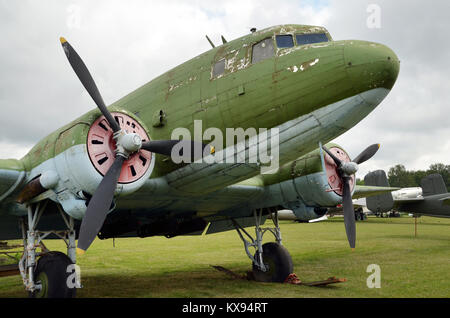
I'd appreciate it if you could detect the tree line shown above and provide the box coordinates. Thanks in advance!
[357,163,450,191]
[387,163,450,191]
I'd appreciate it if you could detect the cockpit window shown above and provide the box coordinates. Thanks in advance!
[252,38,274,64]
[212,59,225,78]
[276,35,294,48]
[296,33,329,46]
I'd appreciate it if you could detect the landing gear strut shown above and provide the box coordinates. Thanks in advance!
[19,201,79,298]
[233,208,293,283]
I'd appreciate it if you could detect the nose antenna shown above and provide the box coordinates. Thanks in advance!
[205,35,216,48]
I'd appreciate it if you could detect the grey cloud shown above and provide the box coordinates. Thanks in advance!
[329,0,450,176]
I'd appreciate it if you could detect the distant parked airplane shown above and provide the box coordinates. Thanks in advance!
[364,171,450,218]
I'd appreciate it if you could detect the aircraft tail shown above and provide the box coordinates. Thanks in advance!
[364,170,394,213]
[421,174,447,196]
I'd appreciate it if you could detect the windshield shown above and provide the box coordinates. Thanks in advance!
[296,33,329,46]
[276,35,294,48]
[252,38,275,64]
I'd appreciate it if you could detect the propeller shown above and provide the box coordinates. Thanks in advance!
[60,38,120,133]
[322,144,380,249]
[77,155,124,252]
[60,37,212,254]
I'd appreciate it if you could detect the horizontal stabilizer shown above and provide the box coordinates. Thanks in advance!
[364,170,394,213]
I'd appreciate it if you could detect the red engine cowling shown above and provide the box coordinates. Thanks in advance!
[41,111,156,219]
[277,144,356,219]
[323,146,355,196]
[87,112,153,184]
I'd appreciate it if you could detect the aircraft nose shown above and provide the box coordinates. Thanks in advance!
[345,41,400,92]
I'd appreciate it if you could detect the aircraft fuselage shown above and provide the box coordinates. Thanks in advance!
[19,24,399,181]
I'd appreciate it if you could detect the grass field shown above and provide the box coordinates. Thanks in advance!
[0,216,449,298]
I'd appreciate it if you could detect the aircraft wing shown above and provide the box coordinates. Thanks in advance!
[0,161,27,240]
[0,160,26,204]
[352,185,400,200]
[164,160,262,196]
[394,197,424,202]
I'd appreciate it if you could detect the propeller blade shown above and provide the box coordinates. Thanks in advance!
[353,144,380,165]
[77,155,125,253]
[141,140,214,161]
[342,177,356,249]
[322,145,342,167]
[60,37,120,133]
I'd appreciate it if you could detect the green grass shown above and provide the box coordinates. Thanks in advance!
[0,216,449,298]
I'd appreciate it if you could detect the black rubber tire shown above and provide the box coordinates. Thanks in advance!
[29,251,77,298]
[252,242,293,283]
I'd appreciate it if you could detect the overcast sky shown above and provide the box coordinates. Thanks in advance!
[0,0,449,178]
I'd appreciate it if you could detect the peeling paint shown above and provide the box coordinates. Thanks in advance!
[287,65,299,73]
[202,95,217,105]
[236,58,250,71]
[225,49,240,73]
[210,45,252,79]
[278,46,301,57]
[168,76,198,92]
[287,58,320,73]
[311,43,331,49]
[310,58,320,66]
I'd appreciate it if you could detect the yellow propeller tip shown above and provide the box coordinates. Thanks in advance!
[60,37,67,44]
[76,248,86,256]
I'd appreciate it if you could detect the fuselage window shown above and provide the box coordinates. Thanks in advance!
[276,35,294,48]
[212,59,226,78]
[296,33,329,46]
[252,38,274,64]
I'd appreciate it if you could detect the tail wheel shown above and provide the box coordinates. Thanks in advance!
[29,252,76,298]
[252,242,293,283]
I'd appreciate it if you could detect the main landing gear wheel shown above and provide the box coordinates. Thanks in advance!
[29,252,76,298]
[19,202,79,298]
[252,242,293,283]
[233,208,294,283]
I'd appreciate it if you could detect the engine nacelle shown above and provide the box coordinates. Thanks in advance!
[283,201,328,221]
[274,143,356,217]
[25,110,154,219]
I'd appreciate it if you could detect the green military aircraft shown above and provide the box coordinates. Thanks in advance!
[0,24,399,297]
[365,170,450,218]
